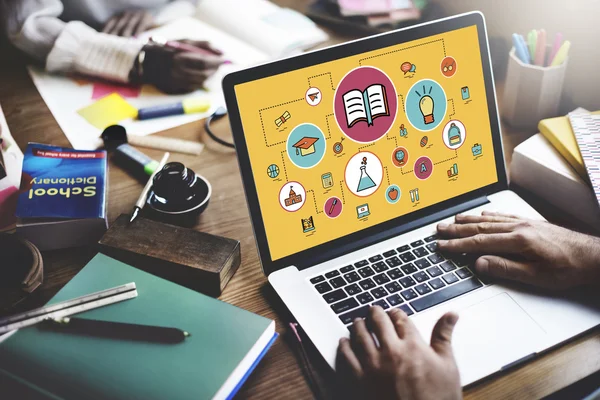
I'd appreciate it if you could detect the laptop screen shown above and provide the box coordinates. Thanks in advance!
[234,24,498,261]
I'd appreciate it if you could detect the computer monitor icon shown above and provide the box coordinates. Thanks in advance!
[356,204,370,218]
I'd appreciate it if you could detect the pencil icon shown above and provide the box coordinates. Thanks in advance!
[328,199,338,215]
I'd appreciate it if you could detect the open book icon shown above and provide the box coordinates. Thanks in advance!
[342,84,389,128]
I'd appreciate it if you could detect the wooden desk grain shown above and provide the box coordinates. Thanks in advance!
[1,6,599,398]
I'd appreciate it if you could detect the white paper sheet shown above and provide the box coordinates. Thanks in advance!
[28,17,268,150]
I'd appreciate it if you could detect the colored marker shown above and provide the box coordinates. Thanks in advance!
[547,32,563,66]
[534,29,546,66]
[550,40,571,66]
[115,143,160,176]
[527,30,537,63]
[137,98,211,120]
[512,34,530,64]
[101,125,161,177]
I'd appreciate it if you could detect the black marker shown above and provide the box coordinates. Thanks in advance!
[44,317,190,344]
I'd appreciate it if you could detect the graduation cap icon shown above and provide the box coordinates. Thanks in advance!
[292,137,319,156]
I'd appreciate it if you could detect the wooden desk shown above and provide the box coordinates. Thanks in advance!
[1,7,599,399]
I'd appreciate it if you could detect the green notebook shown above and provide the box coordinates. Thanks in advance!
[0,254,276,400]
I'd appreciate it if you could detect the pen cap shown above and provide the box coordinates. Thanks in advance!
[502,47,568,131]
[182,98,211,114]
[101,125,128,150]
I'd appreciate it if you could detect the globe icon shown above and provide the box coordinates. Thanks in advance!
[267,164,280,178]
[395,150,405,161]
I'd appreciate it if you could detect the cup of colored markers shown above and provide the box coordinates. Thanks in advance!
[502,30,570,130]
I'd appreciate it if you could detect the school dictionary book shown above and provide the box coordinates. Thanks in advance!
[16,143,108,250]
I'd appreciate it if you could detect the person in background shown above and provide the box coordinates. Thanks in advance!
[337,212,600,400]
[0,0,224,93]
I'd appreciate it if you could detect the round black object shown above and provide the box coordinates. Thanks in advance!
[101,125,128,150]
[145,162,211,227]
[0,233,43,292]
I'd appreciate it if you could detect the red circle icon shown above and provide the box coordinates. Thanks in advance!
[440,56,457,78]
[324,196,343,218]
[414,156,433,180]
[391,146,409,167]
[334,66,398,143]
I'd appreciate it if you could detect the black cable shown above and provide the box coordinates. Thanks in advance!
[289,322,326,400]
[204,106,235,148]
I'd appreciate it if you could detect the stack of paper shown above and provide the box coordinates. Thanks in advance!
[510,133,600,231]
[336,0,422,27]
[568,112,600,211]
[196,0,329,56]
[537,109,600,179]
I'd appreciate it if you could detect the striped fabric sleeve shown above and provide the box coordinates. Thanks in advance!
[45,21,144,83]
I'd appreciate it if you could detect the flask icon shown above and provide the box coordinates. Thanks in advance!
[357,157,376,192]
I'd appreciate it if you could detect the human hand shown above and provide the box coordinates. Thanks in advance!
[336,307,462,400]
[436,212,600,290]
[140,41,224,94]
[102,10,154,37]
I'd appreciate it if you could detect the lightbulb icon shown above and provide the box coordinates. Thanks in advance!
[419,95,434,124]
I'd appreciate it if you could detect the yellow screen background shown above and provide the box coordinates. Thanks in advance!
[235,25,498,261]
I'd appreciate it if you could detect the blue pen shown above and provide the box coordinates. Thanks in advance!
[512,33,530,64]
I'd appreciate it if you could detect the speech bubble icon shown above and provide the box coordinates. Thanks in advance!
[409,64,416,73]
[401,62,412,75]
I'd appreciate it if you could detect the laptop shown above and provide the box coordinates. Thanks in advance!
[223,12,600,386]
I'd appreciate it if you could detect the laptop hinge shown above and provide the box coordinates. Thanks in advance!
[296,195,490,271]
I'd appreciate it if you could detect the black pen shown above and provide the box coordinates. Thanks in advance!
[44,317,190,344]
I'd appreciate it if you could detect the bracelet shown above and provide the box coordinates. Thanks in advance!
[129,48,146,84]
[137,49,146,81]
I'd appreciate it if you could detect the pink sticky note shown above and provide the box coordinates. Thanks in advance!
[92,81,141,100]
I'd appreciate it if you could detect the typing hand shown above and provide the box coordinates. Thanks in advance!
[102,10,154,37]
[336,307,462,400]
[436,212,600,290]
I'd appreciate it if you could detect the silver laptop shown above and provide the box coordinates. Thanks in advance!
[223,12,600,386]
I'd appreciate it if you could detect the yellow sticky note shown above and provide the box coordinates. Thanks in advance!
[77,93,138,129]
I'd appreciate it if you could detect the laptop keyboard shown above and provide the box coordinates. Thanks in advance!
[308,234,484,327]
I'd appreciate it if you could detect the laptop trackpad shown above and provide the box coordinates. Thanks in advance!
[452,292,546,384]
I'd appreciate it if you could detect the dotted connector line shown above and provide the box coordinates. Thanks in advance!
[325,113,335,139]
[260,98,303,147]
[386,133,398,147]
[358,142,376,152]
[384,166,390,185]
[447,98,455,120]
[397,94,405,113]
[401,168,414,175]
[259,98,304,112]
[434,150,458,165]
[339,180,346,204]
[280,150,288,181]
[308,72,335,91]
[307,190,323,214]
[358,39,446,65]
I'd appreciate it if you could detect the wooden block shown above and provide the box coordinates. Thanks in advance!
[98,215,240,297]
